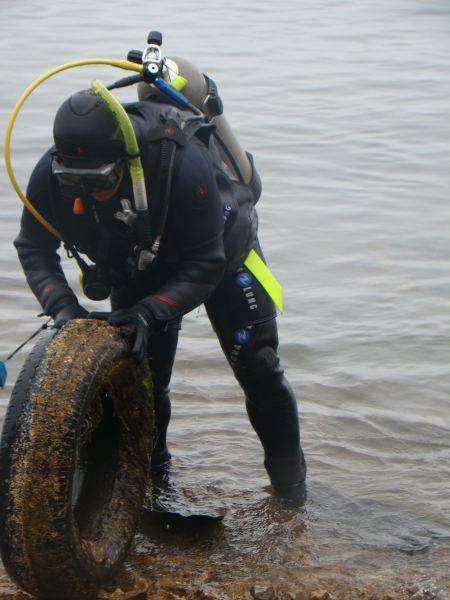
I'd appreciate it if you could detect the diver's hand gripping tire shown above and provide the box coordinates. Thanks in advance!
[0,319,154,600]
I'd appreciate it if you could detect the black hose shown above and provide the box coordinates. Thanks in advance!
[3,319,52,363]
[106,74,144,91]
[137,207,153,251]
[213,131,245,183]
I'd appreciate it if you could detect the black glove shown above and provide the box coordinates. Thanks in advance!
[88,305,155,365]
[53,303,89,329]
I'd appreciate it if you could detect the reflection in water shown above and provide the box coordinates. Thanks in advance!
[136,468,311,591]
[127,464,450,598]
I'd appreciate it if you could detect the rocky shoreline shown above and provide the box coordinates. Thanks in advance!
[0,572,437,600]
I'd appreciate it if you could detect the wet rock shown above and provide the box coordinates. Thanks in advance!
[98,582,151,599]
[232,582,253,599]
[309,592,330,600]
[118,591,148,600]
[188,588,220,600]
[410,592,435,600]
[163,585,189,598]
[150,591,180,600]
[101,589,146,600]
[252,586,278,600]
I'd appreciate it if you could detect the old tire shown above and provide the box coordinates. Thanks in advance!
[0,319,154,600]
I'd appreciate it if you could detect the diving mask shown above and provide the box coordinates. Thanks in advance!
[51,158,124,190]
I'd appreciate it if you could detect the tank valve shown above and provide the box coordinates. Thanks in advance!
[142,30,163,79]
[127,49,143,65]
[147,30,162,45]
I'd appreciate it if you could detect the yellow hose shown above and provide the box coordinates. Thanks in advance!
[4,59,143,240]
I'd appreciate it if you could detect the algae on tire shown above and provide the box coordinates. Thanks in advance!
[0,319,154,600]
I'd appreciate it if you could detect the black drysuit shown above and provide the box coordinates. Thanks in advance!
[14,99,306,489]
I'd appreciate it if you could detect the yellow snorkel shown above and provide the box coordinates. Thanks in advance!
[90,79,156,271]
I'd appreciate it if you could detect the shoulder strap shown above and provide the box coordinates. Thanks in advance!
[124,101,216,256]
[148,110,181,252]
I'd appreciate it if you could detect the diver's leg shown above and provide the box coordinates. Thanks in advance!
[218,317,306,490]
[205,263,306,491]
[146,321,180,467]
[241,319,306,489]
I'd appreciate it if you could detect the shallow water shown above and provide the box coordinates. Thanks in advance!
[0,0,449,597]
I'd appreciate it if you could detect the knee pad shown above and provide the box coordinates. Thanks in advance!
[244,346,284,395]
[255,346,283,376]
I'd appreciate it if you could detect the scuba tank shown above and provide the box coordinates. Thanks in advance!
[136,55,253,185]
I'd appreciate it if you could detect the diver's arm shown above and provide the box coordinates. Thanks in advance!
[14,152,82,319]
[136,140,226,322]
[14,227,81,318]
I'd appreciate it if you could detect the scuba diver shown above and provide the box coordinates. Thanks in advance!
[13,53,307,495]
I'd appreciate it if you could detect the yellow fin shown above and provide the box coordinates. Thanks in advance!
[244,249,283,313]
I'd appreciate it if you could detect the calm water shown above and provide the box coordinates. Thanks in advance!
[0,0,449,597]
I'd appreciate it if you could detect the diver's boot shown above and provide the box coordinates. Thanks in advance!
[245,385,307,494]
[264,449,307,493]
[151,446,172,469]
